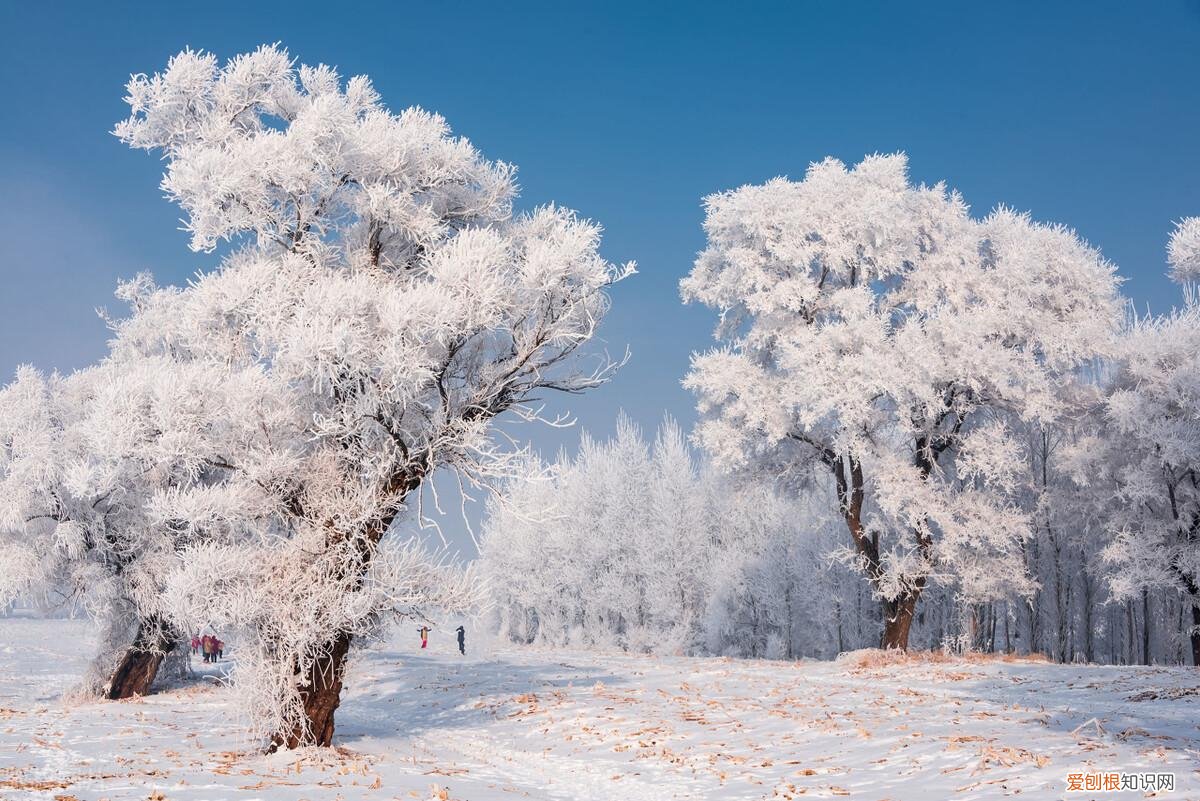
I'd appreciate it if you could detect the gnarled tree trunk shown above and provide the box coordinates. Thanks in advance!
[268,470,425,751]
[270,630,354,751]
[106,615,177,699]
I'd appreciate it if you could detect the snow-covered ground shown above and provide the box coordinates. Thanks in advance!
[0,619,1197,800]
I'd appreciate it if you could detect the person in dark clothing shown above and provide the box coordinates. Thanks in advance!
[455,625,465,656]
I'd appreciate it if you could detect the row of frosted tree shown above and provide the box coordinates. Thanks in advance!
[485,156,1200,668]
[482,416,851,659]
[483,416,1200,666]
[0,44,1197,755]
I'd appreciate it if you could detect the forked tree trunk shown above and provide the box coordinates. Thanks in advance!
[824,442,937,654]
[828,453,926,652]
[270,630,354,751]
[106,616,177,699]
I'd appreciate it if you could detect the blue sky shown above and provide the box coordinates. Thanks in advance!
[2,2,1198,549]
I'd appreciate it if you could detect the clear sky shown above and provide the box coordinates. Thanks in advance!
[2,1,1198,550]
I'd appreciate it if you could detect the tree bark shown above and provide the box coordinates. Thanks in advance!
[1190,602,1200,668]
[834,597,844,654]
[270,630,353,751]
[1124,599,1135,665]
[827,451,929,651]
[1142,589,1152,665]
[881,592,919,650]
[1081,556,1095,663]
[267,468,426,751]
[105,616,177,700]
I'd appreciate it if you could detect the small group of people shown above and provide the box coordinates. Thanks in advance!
[190,633,225,663]
[417,624,466,655]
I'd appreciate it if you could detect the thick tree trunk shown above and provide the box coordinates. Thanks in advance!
[968,603,986,652]
[881,592,919,650]
[105,616,177,700]
[267,470,427,751]
[271,630,354,751]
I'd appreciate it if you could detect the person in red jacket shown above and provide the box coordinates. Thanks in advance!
[215,639,224,660]
[190,634,200,655]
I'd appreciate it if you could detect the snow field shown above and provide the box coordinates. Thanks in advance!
[1,619,1198,800]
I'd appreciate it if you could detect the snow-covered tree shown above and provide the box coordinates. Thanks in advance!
[1167,217,1200,284]
[103,45,631,749]
[1064,227,1199,665]
[0,348,274,697]
[483,417,666,651]
[681,154,1122,649]
[1044,220,1200,668]
[1011,407,1116,663]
